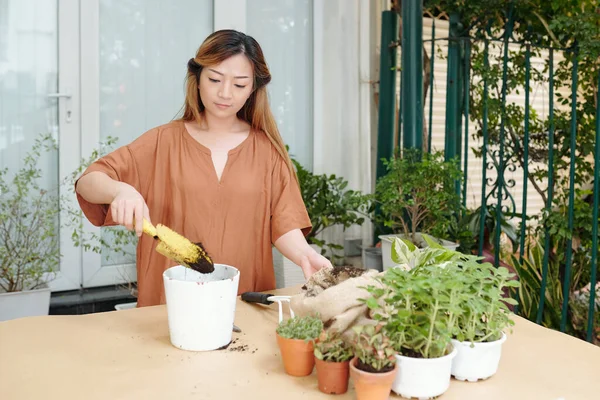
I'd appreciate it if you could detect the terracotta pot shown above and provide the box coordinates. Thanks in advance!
[349,357,397,400]
[276,333,315,376]
[315,357,350,394]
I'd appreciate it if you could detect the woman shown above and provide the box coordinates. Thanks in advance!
[76,29,331,307]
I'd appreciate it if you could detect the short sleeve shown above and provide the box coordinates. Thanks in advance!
[270,151,312,243]
[75,145,142,227]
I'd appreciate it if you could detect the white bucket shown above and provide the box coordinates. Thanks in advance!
[391,345,457,399]
[451,332,507,382]
[163,264,240,351]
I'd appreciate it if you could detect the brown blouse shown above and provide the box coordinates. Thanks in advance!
[76,120,311,307]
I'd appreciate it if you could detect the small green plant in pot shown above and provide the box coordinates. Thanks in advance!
[374,149,462,269]
[313,330,353,394]
[292,156,370,265]
[0,135,60,321]
[348,324,397,400]
[276,315,323,377]
[451,260,520,382]
[366,262,462,399]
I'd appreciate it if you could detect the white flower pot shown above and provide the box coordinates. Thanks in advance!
[163,264,240,351]
[0,286,51,321]
[379,233,459,270]
[450,332,507,382]
[392,345,457,399]
[114,302,137,311]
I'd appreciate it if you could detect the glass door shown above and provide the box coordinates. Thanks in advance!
[0,0,81,291]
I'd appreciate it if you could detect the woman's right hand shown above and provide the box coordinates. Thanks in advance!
[110,182,151,237]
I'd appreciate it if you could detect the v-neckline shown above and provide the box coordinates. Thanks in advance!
[180,120,254,184]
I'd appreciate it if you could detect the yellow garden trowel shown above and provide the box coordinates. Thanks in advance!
[141,219,214,274]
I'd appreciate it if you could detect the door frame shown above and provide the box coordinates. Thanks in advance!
[49,0,83,291]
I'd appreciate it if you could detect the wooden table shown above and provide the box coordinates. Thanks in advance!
[0,286,598,399]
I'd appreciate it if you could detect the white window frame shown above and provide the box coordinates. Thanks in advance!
[49,0,83,291]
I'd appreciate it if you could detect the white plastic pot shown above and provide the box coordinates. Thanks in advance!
[392,345,457,400]
[163,264,240,351]
[379,233,459,270]
[0,286,51,321]
[450,332,507,382]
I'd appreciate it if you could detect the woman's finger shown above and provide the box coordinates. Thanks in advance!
[124,201,134,231]
[134,201,144,237]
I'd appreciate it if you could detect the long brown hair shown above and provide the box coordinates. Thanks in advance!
[180,29,295,177]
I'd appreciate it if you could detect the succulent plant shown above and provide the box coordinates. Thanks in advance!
[276,315,323,341]
[314,330,353,362]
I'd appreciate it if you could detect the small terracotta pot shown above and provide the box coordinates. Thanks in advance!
[276,333,315,376]
[315,357,350,394]
[349,357,398,400]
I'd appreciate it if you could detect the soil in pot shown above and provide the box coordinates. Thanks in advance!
[349,357,397,400]
[276,333,315,376]
[315,358,350,394]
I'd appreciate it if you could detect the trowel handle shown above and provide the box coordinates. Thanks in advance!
[241,292,274,305]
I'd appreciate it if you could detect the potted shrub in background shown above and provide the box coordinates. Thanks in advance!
[451,260,519,382]
[366,261,461,399]
[374,148,462,270]
[313,330,354,394]
[275,315,323,376]
[349,324,397,400]
[273,154,371,288]
[0,135,60,321]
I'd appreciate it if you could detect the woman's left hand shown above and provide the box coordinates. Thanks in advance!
[298,249,332,279]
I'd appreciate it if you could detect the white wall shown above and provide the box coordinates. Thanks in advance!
[313,0,379,249]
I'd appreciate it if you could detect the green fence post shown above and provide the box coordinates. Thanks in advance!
[374,10,398,243]
[538,49,555,324]
[444,13,464,201]
[462,40,471,210]
[428,19,436,153]
[587,68,600,342]
[376,11,398,181]
[519,43,532,261]
[493,5,514,268]
[560,48,579,333]
[478,38,490,257]
[401,0,423,151]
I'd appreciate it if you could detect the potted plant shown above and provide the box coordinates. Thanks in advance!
[450,260,519,382]
[365,261,461,399]
[374,148,462,269]
[0,135,60,321]
[292,157,370,263]
[313,330,354,394]
[273,155,371,288]
[275,315,323,376]
[349,324,397,400]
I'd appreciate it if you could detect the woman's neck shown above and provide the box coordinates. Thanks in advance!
[199,112,243,133]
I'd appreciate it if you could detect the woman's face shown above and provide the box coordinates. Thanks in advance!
[199,53,254,119]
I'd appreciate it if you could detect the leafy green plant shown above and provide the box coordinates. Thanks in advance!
[505,234,581,333]
[0,135,60,292]
[350,324,396,372]
[374,149,462,245]
[390,234,464,270]
[314,330,354,363]
[462,206,519,254]
[455,261,519,343]
[366,240,520,355]
[62,136,138,262]
[276,315,323,341]
[292,157,370,264]
[367,264,462,358]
